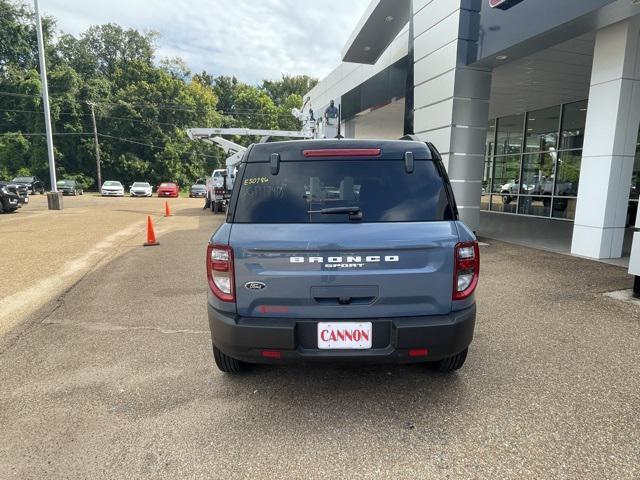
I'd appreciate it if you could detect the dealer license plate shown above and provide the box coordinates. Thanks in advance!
[317,322,372,350]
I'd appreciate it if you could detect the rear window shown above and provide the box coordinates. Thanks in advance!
[233,160,454,223]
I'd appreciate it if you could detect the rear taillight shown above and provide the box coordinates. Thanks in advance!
[453,241,480,300]
[206,244,235,302]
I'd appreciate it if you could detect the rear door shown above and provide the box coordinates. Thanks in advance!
[229,154,459,319]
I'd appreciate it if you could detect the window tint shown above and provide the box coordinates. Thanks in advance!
[233,160,454,223]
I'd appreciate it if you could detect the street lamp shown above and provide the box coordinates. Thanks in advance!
[33,0,62,209]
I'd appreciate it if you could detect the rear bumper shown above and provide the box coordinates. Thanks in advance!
[207,304,476,364]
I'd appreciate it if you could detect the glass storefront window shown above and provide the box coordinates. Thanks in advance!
[525,106,560,153]
[496,114,524,155]
[486,119,496,157]
[482,156,493,211]
[561,100,588,150]
[484,100,588,221]
[518,196,551,217]
[552,198,577,220]
[555,150,582,197]
[490,155,520,214]
[520,152,555,196]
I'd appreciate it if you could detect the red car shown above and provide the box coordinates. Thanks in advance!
[157,182,179,198]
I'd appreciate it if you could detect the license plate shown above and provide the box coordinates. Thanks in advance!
[24,198,28,203]
[317,322,372,350]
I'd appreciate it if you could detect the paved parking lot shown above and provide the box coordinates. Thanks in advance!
[0,199,639,479]
[0,194,205,334]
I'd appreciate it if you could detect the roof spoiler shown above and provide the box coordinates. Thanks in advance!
[399,135,442,161]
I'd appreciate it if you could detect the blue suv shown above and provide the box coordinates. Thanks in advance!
[206,139,479,373]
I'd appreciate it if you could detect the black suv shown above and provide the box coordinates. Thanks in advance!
[0,181,23,213]
[11,176,45,195]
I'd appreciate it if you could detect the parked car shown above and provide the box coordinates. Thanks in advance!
[157,182,179,198]
[101,180,125,196]
[0,181,23,213]
[130,182,153,197]
[11,175,45,195]
[206,139,479,374]
[189,184,207,198]
[56,179,83,196]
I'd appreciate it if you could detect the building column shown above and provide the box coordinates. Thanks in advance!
[571,17,640,259]
[411,0,491,231]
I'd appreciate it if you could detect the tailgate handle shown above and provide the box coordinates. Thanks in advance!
[311,286,378,306]
[313,296,375,306]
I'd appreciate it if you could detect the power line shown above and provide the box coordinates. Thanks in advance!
[0,132,92,137]
[0,91,41,98]
[97,133,220,160]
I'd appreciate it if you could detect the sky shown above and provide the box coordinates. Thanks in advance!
[40,0,370,84]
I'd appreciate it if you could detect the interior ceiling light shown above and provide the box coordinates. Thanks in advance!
[496,55,508,61]
[385,15,394,22]
[364,46,372,51]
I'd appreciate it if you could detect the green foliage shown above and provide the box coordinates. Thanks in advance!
[0,1,317,189]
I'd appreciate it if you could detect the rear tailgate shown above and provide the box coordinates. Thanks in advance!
[231,222,457,319]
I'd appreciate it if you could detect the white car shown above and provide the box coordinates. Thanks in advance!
[101,181,125,197]
[129,182,153,197]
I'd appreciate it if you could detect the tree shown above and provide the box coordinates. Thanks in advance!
[0,0,55,73]
[262,74,318,105]
[0,0,315,188]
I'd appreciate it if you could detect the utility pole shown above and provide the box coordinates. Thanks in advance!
[33,0,60,204]
[87,102,102,190]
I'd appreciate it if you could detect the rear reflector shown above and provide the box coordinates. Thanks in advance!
[302,148,381,158]
[409,348,429,358]
[261,350,282,359]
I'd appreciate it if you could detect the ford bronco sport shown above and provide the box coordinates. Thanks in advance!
[206,139,479,373]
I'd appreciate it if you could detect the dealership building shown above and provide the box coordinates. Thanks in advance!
[306,0,640,264]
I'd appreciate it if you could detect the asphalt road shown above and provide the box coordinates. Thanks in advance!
[1,203,639,479]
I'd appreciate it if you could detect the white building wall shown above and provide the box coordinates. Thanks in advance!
[571,17,640,259]
[306,25,409,117]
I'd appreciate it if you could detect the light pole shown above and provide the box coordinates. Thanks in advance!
[33,0,62,209]
[87,102,102,190]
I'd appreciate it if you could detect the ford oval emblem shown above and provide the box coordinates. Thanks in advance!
[245,281,267,290]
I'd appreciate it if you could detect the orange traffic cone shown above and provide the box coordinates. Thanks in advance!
[144,216,159,247]
[164,201,172,217]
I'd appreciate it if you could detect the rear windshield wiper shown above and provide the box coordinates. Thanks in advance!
[307,206,361,215]
[307,206,363,221]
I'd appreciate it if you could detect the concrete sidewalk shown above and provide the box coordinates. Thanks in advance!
[0,210,638,479]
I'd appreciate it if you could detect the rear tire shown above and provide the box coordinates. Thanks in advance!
[430,348,468,373]
[213,345,247,374]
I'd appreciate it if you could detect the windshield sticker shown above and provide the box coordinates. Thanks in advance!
[243,176,270,186]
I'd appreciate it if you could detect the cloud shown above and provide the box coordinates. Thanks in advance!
[41,0,370,83]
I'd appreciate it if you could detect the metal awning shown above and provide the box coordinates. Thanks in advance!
[341,0,410,65]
